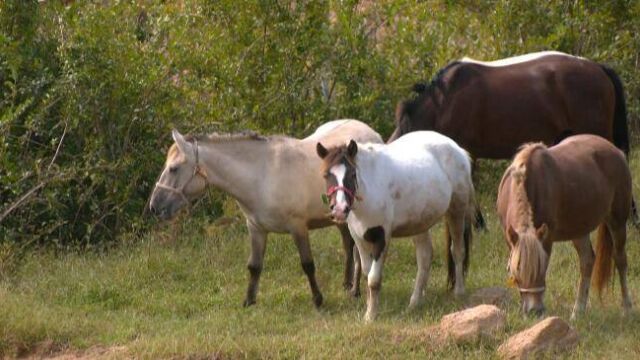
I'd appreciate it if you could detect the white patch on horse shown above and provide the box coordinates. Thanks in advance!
[460,51,582,67]
[369,259,383,287]
[330,163,348,207]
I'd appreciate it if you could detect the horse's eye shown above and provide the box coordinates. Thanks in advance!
[323,172,329,179]
[169,166,178,173]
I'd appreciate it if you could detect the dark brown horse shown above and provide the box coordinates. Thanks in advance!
[389,51,632,227]
[497,135,632,318]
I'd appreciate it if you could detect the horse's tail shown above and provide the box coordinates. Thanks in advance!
[446,193,474,289]
[600,65,639,225]
[600,65,629,157]
[592,223,614,299]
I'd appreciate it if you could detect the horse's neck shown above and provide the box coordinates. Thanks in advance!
[199,140,288,205]
[354,146,387,206]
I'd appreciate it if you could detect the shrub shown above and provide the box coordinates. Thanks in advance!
[1,0,638,247]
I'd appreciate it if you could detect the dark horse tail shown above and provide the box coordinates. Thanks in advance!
[600,65,629,157]
[600,65,638,226]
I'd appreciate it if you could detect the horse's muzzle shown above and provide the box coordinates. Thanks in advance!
[331,207,350,223]
[149,202,175,221]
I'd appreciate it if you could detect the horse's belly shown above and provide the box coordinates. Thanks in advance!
[391,222,431,237]
[391,195,449,237]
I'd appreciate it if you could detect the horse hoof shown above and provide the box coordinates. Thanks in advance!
[408,297,422,309]
[313,294,324,308]
[364,312,376,323]
[349,288,361,298]
[454,287,465,298]
[343,282,353,291]
[242,299,256,307]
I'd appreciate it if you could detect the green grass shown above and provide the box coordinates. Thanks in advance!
[2,158,640,359]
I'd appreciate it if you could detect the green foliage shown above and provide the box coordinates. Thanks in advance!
[1,0,639,246]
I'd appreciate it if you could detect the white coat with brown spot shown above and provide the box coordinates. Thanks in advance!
[317,131,475,322]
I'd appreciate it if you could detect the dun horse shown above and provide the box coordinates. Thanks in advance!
[497,135,633,318]
[390,51,631,227]
[317,131,474,321]
[149,120,383,307]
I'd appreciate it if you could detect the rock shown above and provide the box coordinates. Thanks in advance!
[468,287,511,307]
[498,316,579,359]
[439,304,506,342]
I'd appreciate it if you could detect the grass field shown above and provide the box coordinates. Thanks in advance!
[2,159,640,359]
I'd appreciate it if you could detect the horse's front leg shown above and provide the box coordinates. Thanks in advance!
[337,224,360,297]
[409,231,433,309]
[244,220,267,307]
[362,226,388,322]
[571,235,594,320]
[292,228,323,308]
[352,245,362,298]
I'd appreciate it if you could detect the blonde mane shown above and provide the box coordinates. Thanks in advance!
[508,143,549,285]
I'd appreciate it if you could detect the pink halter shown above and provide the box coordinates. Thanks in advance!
[326,185,356,204]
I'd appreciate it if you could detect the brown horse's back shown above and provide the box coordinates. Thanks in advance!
[443,56,615,159]
[527,135,630,240]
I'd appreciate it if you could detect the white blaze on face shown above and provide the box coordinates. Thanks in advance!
[330,163,349,213]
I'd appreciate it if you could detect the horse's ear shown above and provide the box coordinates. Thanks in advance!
[316,142,328,159]
[347,139,358,157]
[508,225,518,244]
[172,129,192,159]
[536,223,549,240]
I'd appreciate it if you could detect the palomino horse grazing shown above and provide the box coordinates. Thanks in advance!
[389,51,632,228]
[149,120,383,307]
[497,135,633,318]
[316,131,474,321]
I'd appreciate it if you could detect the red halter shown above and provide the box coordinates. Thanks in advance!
[326,185,356,204]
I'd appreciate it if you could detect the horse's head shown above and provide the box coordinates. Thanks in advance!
[388,85,436,143]
[149,129,208,220]
[506,223,550,316]
[316,140,359,223]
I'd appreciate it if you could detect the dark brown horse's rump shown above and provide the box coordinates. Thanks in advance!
[390,52,629,160]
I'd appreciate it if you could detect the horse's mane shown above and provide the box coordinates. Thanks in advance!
[508,142,549,285]
[396,61,462,124]
[413,61,462,96]
[185,131,287,143]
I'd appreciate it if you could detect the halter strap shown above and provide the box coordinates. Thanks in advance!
[154,138,207,206]
[518,286,545,293]
[327,185,356,204]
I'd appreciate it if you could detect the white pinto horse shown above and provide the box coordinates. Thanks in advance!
[150,120,383,307]
[317,131,475,321]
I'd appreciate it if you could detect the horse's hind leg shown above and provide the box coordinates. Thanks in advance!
[610,224,633,312]
[292,229,323,308]
[571,235,594,320]
[244,221,268,307]
[337,224,361,297]
[471,159,486,230]
[446,212,466,296]
[409,231,433,309]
